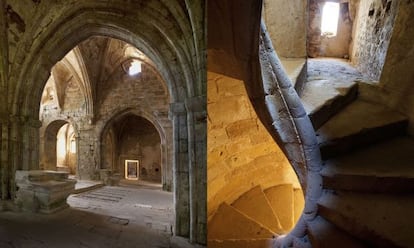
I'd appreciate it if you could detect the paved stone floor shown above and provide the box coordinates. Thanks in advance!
[0,182,174,248]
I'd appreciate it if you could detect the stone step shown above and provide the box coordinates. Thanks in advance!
[232,185,283,233]
[280,57,307,94]
[316,99,408,159]
[208,203,275,240]
[264,184,294,231]
[293,188,304,223]
[307,216,368,248]
[322,137,414,193]
[302,82,358,130]
[318,190,414,247]
[72,181,105,194]
[207,238,275,248]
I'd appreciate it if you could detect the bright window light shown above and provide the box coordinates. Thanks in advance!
[321,2,340,37]
[70,139,76,153]
[128,60,142,76]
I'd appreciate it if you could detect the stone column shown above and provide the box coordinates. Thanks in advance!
[21,117,42,171]
[160,122,173,192]
[0,1,8,200]
[5,115,42,199]
[8,116,24,199]
[0,115,8,200]
[185,96,207,244]
[76,128,99,180]
[169,102,190,238]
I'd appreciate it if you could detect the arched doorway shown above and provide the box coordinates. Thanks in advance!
[102,114,163,184]
[40,120,78,175]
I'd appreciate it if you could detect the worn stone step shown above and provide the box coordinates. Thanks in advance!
[293,188,304,223]
[318,190,414,247]
[72,181,105,194]
[307,216,368,248]
[316,99,408,159]
[208,203,275,240]
[303,82,358,130]
[264,184,294,231]
[232,185,283,233]
[207,238,276,248]
[322,137,414,193]
[280,57,307,94]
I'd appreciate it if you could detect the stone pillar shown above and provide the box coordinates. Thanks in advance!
[0,116,8,200]
[0,0,7,200]
[161,123,173,192]
[185,96,207,244]
[169,102,190,238]
[21,118,42,171]
[5,115,42,199]
[76,128,99,180]
[8,116,23,199]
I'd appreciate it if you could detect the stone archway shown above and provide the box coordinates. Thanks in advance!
[99,110,171,190]
[5,2,206,243]
[99,109,174,191]
[40,120,78,173]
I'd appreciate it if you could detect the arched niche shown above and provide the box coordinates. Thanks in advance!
[40,120,78,174]
[99,109,171,190]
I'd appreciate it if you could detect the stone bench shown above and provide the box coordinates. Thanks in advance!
[15,170,76,213]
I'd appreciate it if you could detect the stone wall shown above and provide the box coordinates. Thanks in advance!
[263,0,307,58]
[350,0,399,80]
[39,43,171,182]
[117,116,162,182]
[207,71,300,219]
[95,61,171,183]
[308,0,354,58]
[379,1,414,135]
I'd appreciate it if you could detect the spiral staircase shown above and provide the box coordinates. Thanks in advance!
[208,184,304,247]
[301,59,414,248]
[208,56,414,247]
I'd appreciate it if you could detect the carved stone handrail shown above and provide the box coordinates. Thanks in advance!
[259,20,323,246]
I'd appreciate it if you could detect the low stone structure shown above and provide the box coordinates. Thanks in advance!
[100,169,121,186]
[15,170,76,213]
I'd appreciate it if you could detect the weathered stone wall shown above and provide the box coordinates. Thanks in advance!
[308,0,354,58]
[379,1,414,135]
[350,0,399,80]
[95,62,171,183]
[207,71,300,219]
[39,40,171,182]
[117,116,162,182]
[263,0,307,58]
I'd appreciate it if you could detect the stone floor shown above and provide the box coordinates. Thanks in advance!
[0,181,175,248]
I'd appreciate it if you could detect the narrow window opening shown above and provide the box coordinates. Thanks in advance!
[321,2,340,37]
[128,60,142,76]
